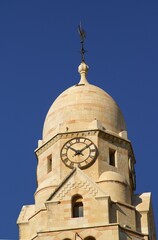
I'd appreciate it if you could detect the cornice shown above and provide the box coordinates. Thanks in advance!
[35,130,98,157]
[35,223,147,238]
[35,129,135,164]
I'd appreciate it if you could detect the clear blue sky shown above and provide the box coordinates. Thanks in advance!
[0,1,157,238]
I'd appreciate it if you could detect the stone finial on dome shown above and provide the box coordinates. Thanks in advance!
[78,62,89,84]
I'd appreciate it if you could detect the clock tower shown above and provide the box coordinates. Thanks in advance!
[17,60,156,240]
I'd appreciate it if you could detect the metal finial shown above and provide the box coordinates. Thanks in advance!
[78,22,86,62]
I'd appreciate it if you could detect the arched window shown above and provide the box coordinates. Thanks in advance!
[72,194,83,218]
[84,237,96,240]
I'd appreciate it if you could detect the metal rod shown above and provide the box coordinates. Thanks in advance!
[78,22,86,62]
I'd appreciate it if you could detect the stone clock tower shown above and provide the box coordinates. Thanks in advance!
[17,61,156,240]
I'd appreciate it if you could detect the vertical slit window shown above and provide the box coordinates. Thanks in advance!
[47,155,52,173]
[109,149,116,167]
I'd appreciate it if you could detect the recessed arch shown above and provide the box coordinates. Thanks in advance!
[72,194,83,218]
[84,237,96,240]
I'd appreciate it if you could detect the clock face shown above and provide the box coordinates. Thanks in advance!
[61,137,97,169]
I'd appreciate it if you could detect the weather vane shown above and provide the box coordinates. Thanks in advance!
[78,22,86,62]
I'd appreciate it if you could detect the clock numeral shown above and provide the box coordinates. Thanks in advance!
[85,139,91,145]
[63,158,69,163]
[90,149,96,152]
[76,138,80,143]
[69,162,74,168]
[64,145,69,150]
[61,153,67,157]
[80,138,85,143]
[77,163,81,168]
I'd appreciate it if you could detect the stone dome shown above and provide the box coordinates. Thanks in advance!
[98,171,131,204]
[42,62,126,141]
[98,171,127,185]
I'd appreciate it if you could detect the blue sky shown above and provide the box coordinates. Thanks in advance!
[0,1,158,238]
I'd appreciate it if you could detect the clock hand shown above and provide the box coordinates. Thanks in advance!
[69,143,93,156]
[69,147,84,156]
[68,146,78,153]
[73,143,93,156]
[74,150,84,156]
[79,143,92,153]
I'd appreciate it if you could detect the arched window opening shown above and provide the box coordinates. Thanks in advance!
[84,237,96,240]
[72,195,83,218]
[63,238,71,240]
